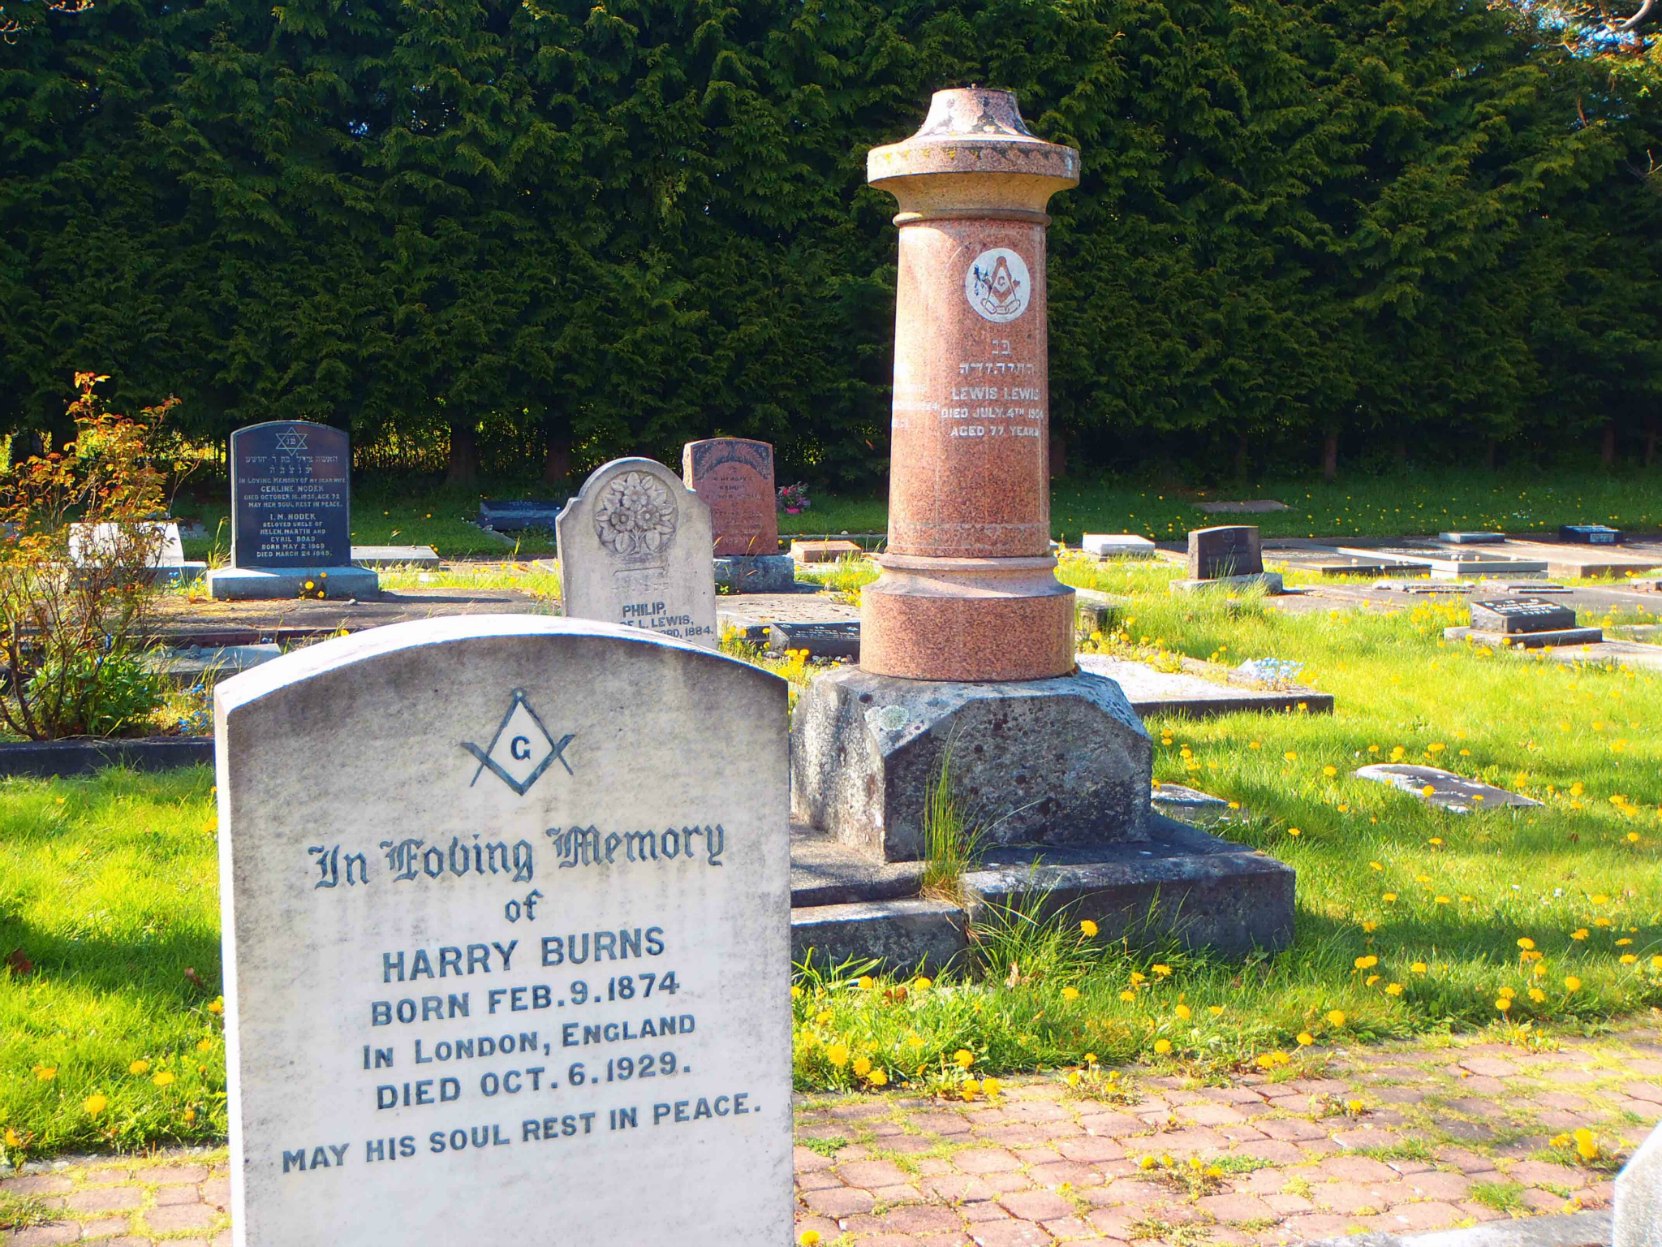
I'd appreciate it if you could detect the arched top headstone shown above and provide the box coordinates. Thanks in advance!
[555,458,717,648]
[229,420,351,568]
[215,614,790,1245]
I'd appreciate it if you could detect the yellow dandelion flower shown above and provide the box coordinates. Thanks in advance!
[1174,1004,1191,1021]
[129,1059,150,1076]
[1326,1010,1347,1027]
[1386,982,1403,996]
[32,1064,56,1081]
[84,1094,108,1116]
[1571,928,1589,941]
[1153,1039,1172,1055]
[826,1044,849,1068]
[1517,937,1536,951]
[152,1071,176,1088]
[4,1127,21,1148]
[800,1232,822,1246]
[1384,892,1398,902]
[1287,827,1301,838]
[857,976,874,990]
[1297,1032,1314,1046]
[1152,964,1172,977]
[868,1068,889,1087]
[1354,955,1378,970]
[953,1049,975,1069]
[1284,750,1298,761]
[1620,954,1638,965]
[982,1077,1002,1096]
[1061,986,1080,1002]
[1119,989,1137,1003]
[1495,997,1512,1012]
[1079,919,1099,937]
[1323,766,1337,777]
[1564,975,1582,992]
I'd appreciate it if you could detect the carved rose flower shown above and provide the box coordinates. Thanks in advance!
[594,471,677,556]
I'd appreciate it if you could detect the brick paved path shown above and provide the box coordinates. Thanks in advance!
[4,1024,1658,1246]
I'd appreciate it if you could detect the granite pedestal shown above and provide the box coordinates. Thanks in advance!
[791,665,1153,863]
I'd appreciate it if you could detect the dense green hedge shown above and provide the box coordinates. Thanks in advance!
[3,0,1660,484]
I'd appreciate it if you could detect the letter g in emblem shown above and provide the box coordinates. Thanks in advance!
[510,735,532,761]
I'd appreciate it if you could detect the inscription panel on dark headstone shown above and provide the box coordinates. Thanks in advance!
[1469,597,1577,634]
[1187,526,1263,580]
[232,421,351,568]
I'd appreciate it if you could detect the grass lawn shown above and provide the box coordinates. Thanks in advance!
[168,466,1662,564]
[4,558,1660,1159]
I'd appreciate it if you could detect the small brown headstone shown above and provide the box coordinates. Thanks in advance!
[791,539,863,564]
[683,438,779,557]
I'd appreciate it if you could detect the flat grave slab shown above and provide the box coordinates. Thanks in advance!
[1374,579,1475,594]
[1338,544,1549,578]
[1439,531,1506,544]
[1560,523,1623,544]
[1486,538,1662,580]
[1269,546,1426,576]
[768,621,859,660]
[1354,764,1542,814]
[478,499,563,532]
[351,545,440,567]
[1193,499,1290,513]
[790,539,863,564]
[1449,625,1605,649]
[1082,533,1157,558]
[146,643,281,685]
[1470,597,1578,634]
[716,593,859,642]
[1149,782,1239,828]
[1078,655,1333,718]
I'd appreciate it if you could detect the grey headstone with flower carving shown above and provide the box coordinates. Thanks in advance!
[555,457,718,647]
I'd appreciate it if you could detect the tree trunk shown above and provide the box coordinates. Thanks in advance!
[445,419,479,486]
[1233,432,1248,481]
[542,420,572,486]
[1047,431,1067,480]
[1320,431,1338,483]
[1601,420,1617,467]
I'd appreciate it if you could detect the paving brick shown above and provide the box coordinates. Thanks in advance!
[836,1159,911,1188]
[63,1186,145,1214]
[6,1227,81,1247]
[970,1221,1055,1246]
[1379,1200,1466,1232]
[1054,1136,1121,1164]
[152,1185,204,1206]
[997,1190,1074,1221]
[1401,1170,1471,1201]
[137,1165,210,1186]
[801,1186,875,1218]
[0,1176,75,1197]
[1196,1192,1276,1222]
[141,1201,220,1233]
[953,1148,1024,1175]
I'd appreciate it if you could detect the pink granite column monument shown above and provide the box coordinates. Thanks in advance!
[861,87,1079,682]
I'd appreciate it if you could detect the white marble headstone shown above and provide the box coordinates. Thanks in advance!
[557,458,719,648]
[68,520,185,568]
[215,615,790,1246]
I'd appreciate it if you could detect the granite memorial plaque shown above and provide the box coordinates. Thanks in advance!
[767,621,861,660]
[1560,524,1622,545]
[1469,597,1577,635]
[556,458,718,648]
[216,615,791,1247]
[682,439,779,558]
[231,422,351,568]
[1187,526,1263,580]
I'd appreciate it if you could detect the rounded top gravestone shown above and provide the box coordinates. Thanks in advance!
[230,420,351,569]
[860,87,1080,681]
[555,457,718,648]
[215,615,790,1247]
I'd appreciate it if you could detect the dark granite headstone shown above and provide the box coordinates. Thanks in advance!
[768,621,861,660]
[231,422,350,568]
[1559,524,1622,545]
[1187,526,1263,580]
[1469,597,1577,634]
